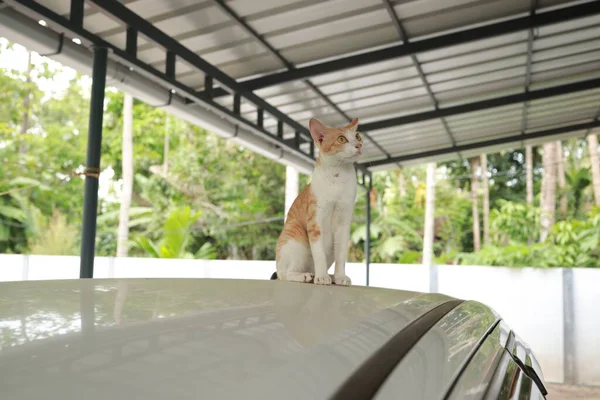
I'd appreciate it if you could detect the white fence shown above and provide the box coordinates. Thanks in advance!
[0,254,598,387]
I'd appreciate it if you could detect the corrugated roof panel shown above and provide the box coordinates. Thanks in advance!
[530,63,600,88]
[445,103,523,124]
[137,26,252,66]
[534,24,600,50]
[400,0,529,39]
[372,135,449,149]
[531,50,600,73]
[375,126,448,143]
[11,0,600,172]
[449,113,524,135]
[430,66,524,93]
[228,0,320,20]
[244,0,380,36]
[449,109,525,128]
[426,55,527,84]
[417,31,529,62]
[455,128,522,146]
[436,78,524,106]
[280,25,398,65]
[370,119,447,137]
[525,117,594,134]
[421,43,527,74]
[331,84,428,106]
[266,9,391,49]
[536,10,600,36]
[393,0,482,20]
[379,139,452,157]
[319,68,420,95]
[337,99,436,124]
[527,87,600,107]
[533,38,600,63]
[309,57,415,86]
[528,107,597,123]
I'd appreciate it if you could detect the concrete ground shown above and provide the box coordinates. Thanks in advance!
[547,384,600,400]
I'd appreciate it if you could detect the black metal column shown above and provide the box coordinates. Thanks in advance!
[80,47,108,279]
[365,175,372,286]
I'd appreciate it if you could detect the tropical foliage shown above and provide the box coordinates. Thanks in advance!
[1,40,600,267]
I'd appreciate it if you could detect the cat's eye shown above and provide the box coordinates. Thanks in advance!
[356,132,362,141]
[338,136,348,143]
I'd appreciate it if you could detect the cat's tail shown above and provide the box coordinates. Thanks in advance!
[270,271,278,280]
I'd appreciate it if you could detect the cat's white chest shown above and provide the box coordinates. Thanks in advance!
[312,168,357,213]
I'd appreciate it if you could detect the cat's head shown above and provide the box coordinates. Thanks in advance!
[308,118,362,164]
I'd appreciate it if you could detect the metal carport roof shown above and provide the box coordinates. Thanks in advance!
[2,0,600,174]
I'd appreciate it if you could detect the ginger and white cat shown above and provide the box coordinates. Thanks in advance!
[274,117,362,285]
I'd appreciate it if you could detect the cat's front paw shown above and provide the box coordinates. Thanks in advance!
[334,274,352,286]
[314,274,332,285]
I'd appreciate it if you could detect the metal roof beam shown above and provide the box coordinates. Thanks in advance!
[85,0,309,137]
[5,0,348,170]
[361,77,600,132]
[210,0,395,165]
[519,0,538,147]
[202,1,600,96]
[360,120,600,168]
[381,0,462,161]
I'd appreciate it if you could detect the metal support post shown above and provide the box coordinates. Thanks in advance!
[79,46,108,278]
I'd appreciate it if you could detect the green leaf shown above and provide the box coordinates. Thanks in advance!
[351,223,382,243]
[0,205,26,222]
[380,236,406,257]
[97,207,154,224]
[133,236,160,258]
[195,242,217,260]
[0,223,9,242]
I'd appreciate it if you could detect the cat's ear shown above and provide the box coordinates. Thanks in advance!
[309,118,327,144]
[345,117,359,132]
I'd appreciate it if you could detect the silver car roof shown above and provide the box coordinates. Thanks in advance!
[0,278,501,399]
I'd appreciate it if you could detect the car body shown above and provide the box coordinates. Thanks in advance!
[0,278,547,399]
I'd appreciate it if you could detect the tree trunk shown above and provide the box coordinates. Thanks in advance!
[481,154,490,246]
[471,157,481,252]
[540,142,557,242]
[422,163,436,267]
[556,141,567,218]
[116,93,134,257]
[284,166,299,219]
[19,51,33,154]
[589,133,600,206]
[526,145,534,205]
[398,169,406,197]
[163,114,170,176]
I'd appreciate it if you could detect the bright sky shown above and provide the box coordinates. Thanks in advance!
[0,37,89,101]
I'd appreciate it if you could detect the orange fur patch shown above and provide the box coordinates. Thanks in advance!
[276,184,320,260]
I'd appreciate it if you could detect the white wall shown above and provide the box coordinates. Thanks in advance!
[0,254,597,386]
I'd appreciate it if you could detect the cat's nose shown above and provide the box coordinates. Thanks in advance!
[355,143,362,149]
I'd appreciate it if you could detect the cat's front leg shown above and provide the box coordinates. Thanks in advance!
[308,210,332,285]
[310,238,332,285]
[333,215,352,286]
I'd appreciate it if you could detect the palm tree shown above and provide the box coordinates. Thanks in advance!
[19,51,33,154]
[117,93,134,257]
[481,154,490,246]
[470,157,481,252]
[565,167,592,218]
[540,142,557,242]
[422,163,436,266]
[134,206,216,259]
[556,141,567,218]
[526,145,534,205]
